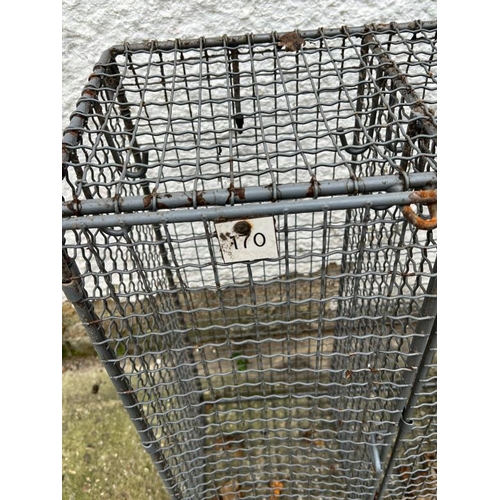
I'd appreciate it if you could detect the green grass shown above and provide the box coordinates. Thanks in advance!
[62,361,169,500]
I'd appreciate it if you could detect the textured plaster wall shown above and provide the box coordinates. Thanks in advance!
[62,0,437,129]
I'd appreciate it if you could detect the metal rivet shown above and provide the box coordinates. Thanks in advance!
[233,220,251,236]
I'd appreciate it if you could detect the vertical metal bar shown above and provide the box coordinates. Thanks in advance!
[374,259,437,499]
[375,322,437,499]
[62,250,183,500]
[273,37,280,175]
[230,48,243,133]
[80,226,205,495]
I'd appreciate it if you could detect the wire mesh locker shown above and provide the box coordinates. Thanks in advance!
[62,20,437,500]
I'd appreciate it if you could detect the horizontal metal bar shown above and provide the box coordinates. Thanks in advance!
[108,21,437,53]
[62,172,436,217]
[62,189,436,230]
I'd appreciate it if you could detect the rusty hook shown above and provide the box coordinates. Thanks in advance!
[401,189,437,230]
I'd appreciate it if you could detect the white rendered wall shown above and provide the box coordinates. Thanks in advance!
[62,0,437,129]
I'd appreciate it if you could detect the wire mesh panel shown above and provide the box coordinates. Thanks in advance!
[62,21,437,500]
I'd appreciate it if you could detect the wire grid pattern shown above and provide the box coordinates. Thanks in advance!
[62,22,437,500]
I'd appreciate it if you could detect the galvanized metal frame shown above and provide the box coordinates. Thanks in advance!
[63,20,437,500]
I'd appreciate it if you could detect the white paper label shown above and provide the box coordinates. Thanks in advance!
[215,217,279,263]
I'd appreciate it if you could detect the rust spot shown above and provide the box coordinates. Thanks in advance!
[142,189,168,210]
[226,182,234,204]
[143,194,153,208]
[234,187,246,201]
[402,205,437,230]
[64,198,82,216]
[82,88,97,98]
[196,191,207,206]
[265,182,278,202]
[408,189,437,204]
[402,189,437,230]
[278,31,305,52]
[306,176,320,197]
[227,180,246,204]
